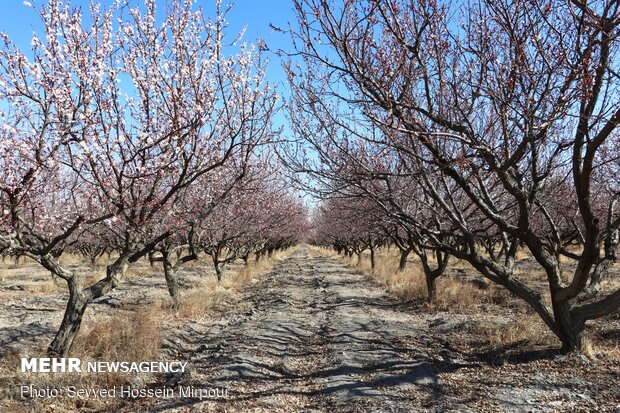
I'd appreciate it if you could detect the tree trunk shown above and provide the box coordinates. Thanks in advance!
[425,271,438,303]
[42,245,144,357]
[399,247,412,271]
[553,300,585,353]
[162,252,180,307]
[212,254,222,282]
[369,246,376,270]
[148,251,157,268]
[215,264,222,282]
[48,277,88,357]
[420,250,450,304]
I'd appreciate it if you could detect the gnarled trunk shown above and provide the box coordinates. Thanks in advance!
[420,250,449,303]
[211,253,223,282]
[46,257,130,356]
[398,247,412,271]
[163,253,180,307]
[48,277,88,357]
[553,301,585,353]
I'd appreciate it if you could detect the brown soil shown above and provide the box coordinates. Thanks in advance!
[1,246,619,412]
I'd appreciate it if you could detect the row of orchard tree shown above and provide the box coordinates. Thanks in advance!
[285,0,620,353]
[0,0,306,357]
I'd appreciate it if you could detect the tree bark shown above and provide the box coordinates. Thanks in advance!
[550,299,585,353]
[48,277,88,357]
[369,245,376,270]
[212,254,223,282]
[398,247,412,271]
[162,251,180,307]
[425,271,437,303]
[420,250,449,303]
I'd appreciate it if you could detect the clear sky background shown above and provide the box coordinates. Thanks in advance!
[0,0,299,127]
[0,0,312,202]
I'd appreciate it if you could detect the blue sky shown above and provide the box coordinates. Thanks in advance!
[0,0,297,102]
[0,0,308,197]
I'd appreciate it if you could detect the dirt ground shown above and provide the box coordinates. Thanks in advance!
[1,246,620,412]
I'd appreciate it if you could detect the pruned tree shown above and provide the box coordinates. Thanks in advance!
[0,0,278,356]
[287,0,620,352]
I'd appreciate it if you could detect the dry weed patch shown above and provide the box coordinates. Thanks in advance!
[432,276,488,312]
[586,339,620,361]
[126,265,156,279]
[24,279,61,295]
[368,261,427,301]
[474,313,558,349]
[73,305,162,362]
[230,246,301,290]
[332,248,427,301]
[173,283,225,319]
[0,303,163,412]
[169,246,300,318]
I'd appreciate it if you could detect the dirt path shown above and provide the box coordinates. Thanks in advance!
[5,247,616,412]
[142,246,461,412]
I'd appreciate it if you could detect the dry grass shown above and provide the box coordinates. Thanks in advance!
[433,276,490,311]
[0,303,163,412]
[514,247,530,261]
[586,338,620,361]
[170,246,301,319]
[228,246,301,291]
[0,255,37,269]
[24,278,62,295]
[73,305,162,362]
[58,253,86,266]
[80,270,105,287]
[343,248,494,308]
[344,247,533,315]
[173,281,225,319]
[332,248,428,301]
[474,313,558,348]
[360,254,427,301]
[0,266,64,299]
[126,265,156,280]
[0,262,39,277]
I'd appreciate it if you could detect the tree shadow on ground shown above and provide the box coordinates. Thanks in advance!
[472,340,561,366]
[128,255,486,412]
